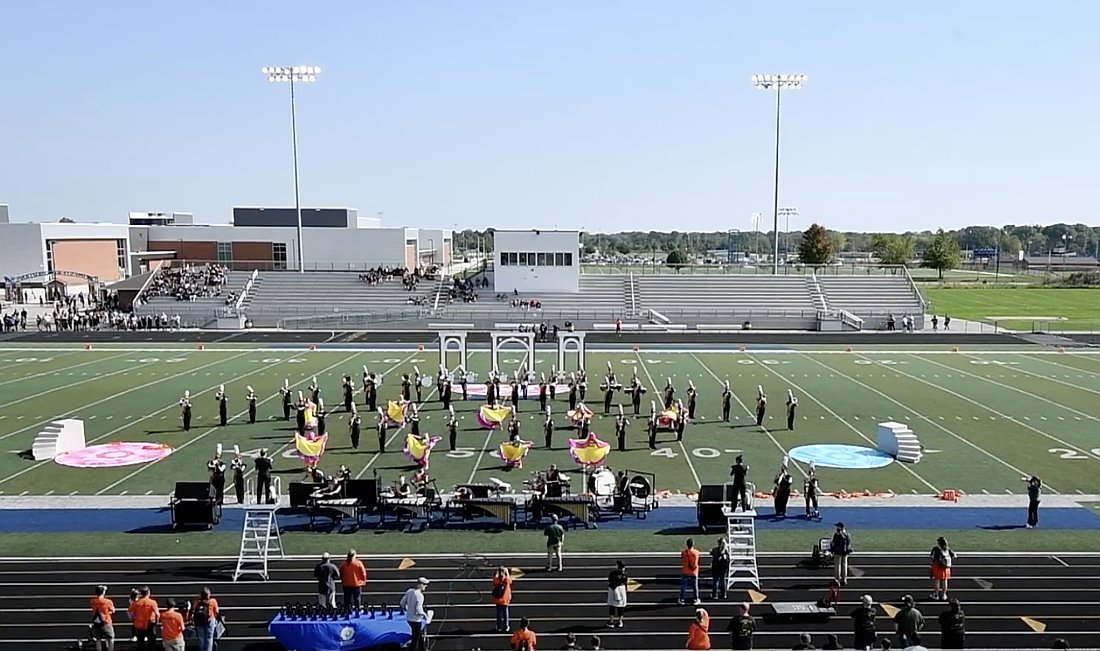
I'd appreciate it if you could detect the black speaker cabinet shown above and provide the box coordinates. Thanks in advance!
[345,479,378,510]
[174,481,215,501]
[290,481,324,509]
[698,484,727,503]
[172,500,217,528]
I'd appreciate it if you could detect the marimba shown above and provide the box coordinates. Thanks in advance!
[379,495,435,527]
[450,497,519,529]
[540,495,598,529]
[309,497,362,530]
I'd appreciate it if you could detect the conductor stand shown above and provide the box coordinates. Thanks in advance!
[234,479,285,582]
[722,496,760,591]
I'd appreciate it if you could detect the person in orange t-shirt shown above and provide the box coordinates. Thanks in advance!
[126,586,159,651]
[90,585,116,651]
[679,538,701,605]
[492,566,513,632]
[340,548,368,609]
[687,608,711,650]
[510,617,537,650]
[159,599,186,651]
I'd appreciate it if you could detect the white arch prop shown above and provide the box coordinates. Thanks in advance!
[557,331,586,372]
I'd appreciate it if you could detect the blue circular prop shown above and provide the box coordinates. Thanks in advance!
[788,444,895,470]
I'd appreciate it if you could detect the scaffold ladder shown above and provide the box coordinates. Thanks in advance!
[233,505,284,581]
[723,505,760,590]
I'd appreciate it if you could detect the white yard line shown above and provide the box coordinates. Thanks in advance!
[958,353,1100,399]
[904,355,1100,461]
[689,352,807,479]
[0,352,247,443]
[96,354,363,495]
[800,353,1060,494]
[740,352,940,493]
[1027,354,1100,379]
[0,352,254,485]
[0,356,170,410]
[637,352,702,488]
[465,351,524,484]
[0,351,107,387]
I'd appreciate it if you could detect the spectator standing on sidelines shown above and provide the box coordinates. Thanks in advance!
[544,515,565,571]
[830,522,853,585]
[191,587,220,651]
[90,585,115,651]
[315,552,340,607]
[938,598,966,649]
[160,599,185,651]
[510,617,538,650]
[492,567,513,632]
[127,586,158,651]
[726,602,755,650]
[679,538,701,605]
[687,608,711,650]
[929,536,957,601]
[710,538,730,601]
[341,549,368,608]
[400,578,431,651]
[849,594,877,651]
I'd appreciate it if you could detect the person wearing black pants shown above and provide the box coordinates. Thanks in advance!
[246,386,257,424]
[216,384,228,427]
[1025,476,1042,528]
[280,380,292,420]
[254,450,273,504]
[721,382,731,422]
[729,456,750,512]
[785,390,798,431]
[349,407,362,450]
[180,391,192,431]
[773,465,792,517]
[231,451,246,504]
[755,386,766,427]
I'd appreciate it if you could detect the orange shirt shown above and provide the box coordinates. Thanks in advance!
[191,597,220,622]
[511,627,537,650]
[161,610,185,641]
[687,613,711,650]
[681,548,701,576]
[493,575,513,606]
[128,597,159,630]
[90,597,115,626]
[340,559,368,587]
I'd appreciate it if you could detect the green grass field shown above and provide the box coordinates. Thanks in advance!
[924,287,1100,331]
[2,345,1100,498]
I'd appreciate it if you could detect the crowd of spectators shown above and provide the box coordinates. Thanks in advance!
[141,264,228,302]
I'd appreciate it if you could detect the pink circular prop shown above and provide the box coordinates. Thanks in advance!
[55,442,173,469]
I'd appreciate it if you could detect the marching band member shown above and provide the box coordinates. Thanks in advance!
[510,379,520,413]
[246,386,257,424]
[544,406,554,449]
[280,379,292,421]
[316,399,327,438]
[409,403,421,436]
[180,390,193,431]
[568,373,579,411]
[773,457,793,517]
[755,386,767,427]
[363,366,378,412]
[602,377,615,415]
[804,462,821,519]
[578,368,588,402]
[539,374,548,412]
[486,374,497,406]
[377,407,388,453]
[401,374,412,403]
[310,376,321,406]
[686,381,698,420]
[208,444,227,505]
[343,375,355,412]
[437,364,448,395]
[215,384,228,427]
[349,404,361,450]
[786,390,798,431]
[231,445,246,504]
[413,466,429,491]
[615,405,629,452]
[441,378,453,412]
[663,377,675,410]
[458,366,469,401]
[414,366,424,404]
[447,406,458,451]
[394,475,411,498]
[675,399,687,442]
[605,361,616,386]
[548,366,558,400]
[629,373,644,416]
[508,413,521,440]
[648,401,658,450]
[721,381,731,423]
[295,391,307,434]
[254,449,274,505]
[362,365,371,398]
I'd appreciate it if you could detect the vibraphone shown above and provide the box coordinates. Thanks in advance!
[379,495,436,528]
[308,497,363,530]
[539,495,598,529]
[449,497,520,528]
[454,483,497,499]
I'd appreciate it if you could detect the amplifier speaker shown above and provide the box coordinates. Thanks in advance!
[290,481,324,509]
[345,479,378,510]
[174,481,215,501]
[172,500,217,528]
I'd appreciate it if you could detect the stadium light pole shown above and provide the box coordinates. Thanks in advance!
[263,66,320,273]
[752,74,806,274]
[778,207,799,261]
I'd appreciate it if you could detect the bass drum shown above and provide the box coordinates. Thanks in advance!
[419,375,434,388]
[588,467,616,498]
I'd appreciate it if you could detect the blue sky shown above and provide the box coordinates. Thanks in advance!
[1,0,1097,233]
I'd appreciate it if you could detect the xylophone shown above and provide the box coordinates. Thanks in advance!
[379,494,436,527]
[539,495,598,529]
[309,497,362,530]
[450,497,520,528]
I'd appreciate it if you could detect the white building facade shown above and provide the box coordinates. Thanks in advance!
[493,229,580,293]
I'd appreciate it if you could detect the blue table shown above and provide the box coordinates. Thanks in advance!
[269,610,411,651]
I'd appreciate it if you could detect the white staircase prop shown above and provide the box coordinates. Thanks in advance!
[722,504,760,590]
[32,419,86,461]
[232,505,284,581]
[877,421,922,463]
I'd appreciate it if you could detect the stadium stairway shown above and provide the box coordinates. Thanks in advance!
[816,275,925,328]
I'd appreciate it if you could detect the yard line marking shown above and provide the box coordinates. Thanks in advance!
[0,352,255,486]
[802,354,1060,494]
[0,351,125,389]
[1051,556,1069,567]
[466,351,525,484]
[905,355,1100,461]
[98,354,370,495]
[0,355,168,410]
[641,353,701,488]
[742,353,938,493]
[0,352,238,443]
[1029,354,1100,379]
[959,353,1100,402]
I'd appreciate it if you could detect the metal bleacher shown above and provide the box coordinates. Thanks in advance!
[816,275,925,328]
[134,270,255,327]
[634,275,818,327]
[243,272,433,326]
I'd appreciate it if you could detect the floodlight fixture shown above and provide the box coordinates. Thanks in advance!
[752,74,807,273]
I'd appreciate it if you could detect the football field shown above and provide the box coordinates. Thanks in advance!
[2,344,1100,498]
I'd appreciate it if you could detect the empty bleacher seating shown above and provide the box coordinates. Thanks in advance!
[634,276,815,315]
[816,275,924,318]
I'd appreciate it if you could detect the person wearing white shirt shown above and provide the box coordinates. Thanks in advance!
[400,577,431,651]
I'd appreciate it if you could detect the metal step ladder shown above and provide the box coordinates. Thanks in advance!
[233,477,285,581]
[722,483,760,590]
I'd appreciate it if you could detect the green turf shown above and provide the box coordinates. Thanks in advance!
[4,527,1099,558]
[3,346,1100,497]
[924,287,1100,331]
